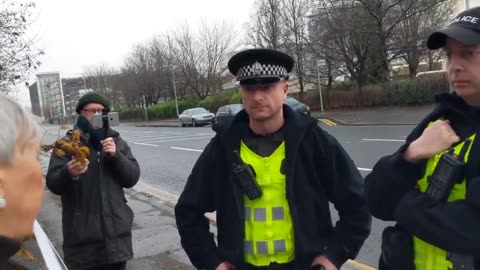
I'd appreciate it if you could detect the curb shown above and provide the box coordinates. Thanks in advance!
[318,118,417,127]
[134,181,377,270]
[132,181,180,209]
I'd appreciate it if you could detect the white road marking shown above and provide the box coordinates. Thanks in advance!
[171,147,204,152]
[134,142,159,147]
[362,138,405,142]
[358,167,373,172]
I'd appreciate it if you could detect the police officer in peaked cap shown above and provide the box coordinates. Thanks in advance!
[175,48,371,270]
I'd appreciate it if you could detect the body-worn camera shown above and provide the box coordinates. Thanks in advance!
[425,139,475,270]
[232,150,262,200]
[425,139,471,203]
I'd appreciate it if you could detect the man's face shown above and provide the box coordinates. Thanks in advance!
[444,38,480,105]
[241,79,288,121]
[79,103,104,124]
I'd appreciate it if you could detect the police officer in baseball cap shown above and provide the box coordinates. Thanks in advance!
[428,7,480,50]
[176,48,371,270]
[366,6,480,270]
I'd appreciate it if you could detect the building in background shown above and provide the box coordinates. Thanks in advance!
[36,72,65,123]
[62,77,88,117]
[29,73,91,123]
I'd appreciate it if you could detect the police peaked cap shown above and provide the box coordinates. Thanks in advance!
[228,48,294,86]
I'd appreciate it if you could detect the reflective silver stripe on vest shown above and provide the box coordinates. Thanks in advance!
[274,239,287,253]
[245,240,288,255]
[256,241,268,254]
[272,207,285,220]
[245,207,251,221]
[244,240,254,255]
[254,208,267,221]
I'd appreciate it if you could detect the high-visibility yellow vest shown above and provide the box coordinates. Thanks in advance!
[413,127,476,270]
[240,140,295,266]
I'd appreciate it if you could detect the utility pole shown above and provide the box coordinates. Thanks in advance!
[316,59,325,112]
[142,95,148,122]
[167,35,180,117]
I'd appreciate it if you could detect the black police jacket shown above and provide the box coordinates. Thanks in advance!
[175,105,371,270]
[46,128,140,269]
[366,93,480,269]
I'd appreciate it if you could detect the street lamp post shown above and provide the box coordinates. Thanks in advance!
[465,0,470,9]
[142,95,149,122]
[166,34,180,117]
[171,69,179,117]
[316,59,325,112]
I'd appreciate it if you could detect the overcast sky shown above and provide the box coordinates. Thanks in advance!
[31,0,256,76]
[16,0,256,105]
[14,0,480,106]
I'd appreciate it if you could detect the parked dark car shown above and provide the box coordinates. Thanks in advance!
[285,96,310,115]
[179,107,215,127]
[215,104,244,124]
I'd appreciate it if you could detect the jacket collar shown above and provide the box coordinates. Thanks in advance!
[219,104,318,172]
[221,104,317,143]
[435,92,480,119]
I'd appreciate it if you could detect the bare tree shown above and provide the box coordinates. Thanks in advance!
[173,20,237,99]
[279,0,314,102]
[307,9,344,99]
[120,44,162,107]
[83,64,120,107]
[313,0,376,91]
[0,0,43,94]
[247,0,284,49]
[393,0,458,76]
[356,0,454,81]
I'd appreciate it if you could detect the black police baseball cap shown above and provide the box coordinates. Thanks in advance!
[427,7,480,50]
[227,48,294,86]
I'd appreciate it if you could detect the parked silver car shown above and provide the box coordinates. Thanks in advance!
[179,107,215,127]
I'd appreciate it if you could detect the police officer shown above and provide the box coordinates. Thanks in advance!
[175,48,371,270]
[366,7,480,270]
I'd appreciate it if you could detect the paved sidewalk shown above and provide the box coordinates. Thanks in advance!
[313,105,435,126]
[26,153,195,270]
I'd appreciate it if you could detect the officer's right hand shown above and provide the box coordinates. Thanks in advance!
[404,120,460,161]
[216,261,236,270]
[67,159,89,178]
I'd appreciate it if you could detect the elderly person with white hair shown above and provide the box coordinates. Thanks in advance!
[0,94,44,266]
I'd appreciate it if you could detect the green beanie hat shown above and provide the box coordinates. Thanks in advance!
[76,92,110,114]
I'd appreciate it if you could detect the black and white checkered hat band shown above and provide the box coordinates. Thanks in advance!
[236,62,288,80]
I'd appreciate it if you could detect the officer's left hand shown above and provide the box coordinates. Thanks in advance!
[311,255,337,270]
[101,137,116,156]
